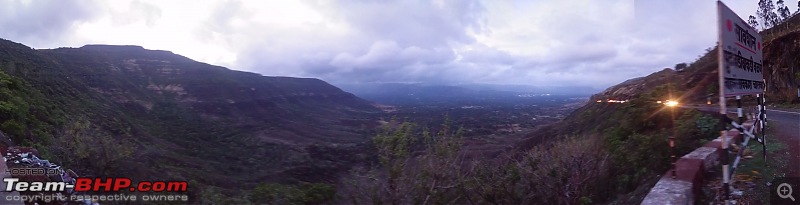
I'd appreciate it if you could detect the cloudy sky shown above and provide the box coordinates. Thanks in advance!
[0,0,794,89]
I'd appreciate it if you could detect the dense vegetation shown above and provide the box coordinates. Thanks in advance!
[221,89,720,204]
[262,96,718,204]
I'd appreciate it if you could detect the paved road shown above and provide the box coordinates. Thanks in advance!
[763,108,800,177]
[765,108,800,125]
[0,157,25,205]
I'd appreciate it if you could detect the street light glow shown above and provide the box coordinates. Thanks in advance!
[665,100,679,107]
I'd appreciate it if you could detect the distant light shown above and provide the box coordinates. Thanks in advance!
[596,100,602,103]
[656,101,662,103]
[665,100,679,107]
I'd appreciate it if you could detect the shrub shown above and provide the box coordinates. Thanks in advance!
[513,136,611,204]
[248,183,336,205]
[340,120,469,204]
[48,118,135,176]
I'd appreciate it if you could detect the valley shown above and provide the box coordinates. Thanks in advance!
[361,91,589,157]
[1,1,799,204]
[0,38,592,204]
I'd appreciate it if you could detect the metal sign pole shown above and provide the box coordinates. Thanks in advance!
[757,93,762,133]
[717,2,730,201]
[717,39,731,205]
[670,135,676,178]
[736,96,743,124]
[719,97,730,202]
[761,84,767,162]
[717,1,765,201]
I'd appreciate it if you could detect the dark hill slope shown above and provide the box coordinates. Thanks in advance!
[541,14,800,140]
[0,39,379,191]
[516,13,800,203]
[592,14,800,105]
[41,45,377,143]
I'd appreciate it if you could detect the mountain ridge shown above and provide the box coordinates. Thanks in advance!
[0,39,380,194]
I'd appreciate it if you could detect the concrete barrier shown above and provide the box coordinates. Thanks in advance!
[641,121,752,204]
[640,177,694,205]
[682,147,720,173]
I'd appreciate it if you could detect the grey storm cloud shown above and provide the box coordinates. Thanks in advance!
[223,0,489,84]
[326,0,485,47]
[459,44,516,65]
[0,0,99,47]
[0,0,788,89]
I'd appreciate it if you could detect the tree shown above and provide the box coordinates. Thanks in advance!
[340,120,470,205]
[674,63,688,71]
[758,0,779,29]
[749,15,761,30]
[777,0,791,21]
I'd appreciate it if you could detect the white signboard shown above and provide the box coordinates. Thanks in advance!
[717,1,764,96]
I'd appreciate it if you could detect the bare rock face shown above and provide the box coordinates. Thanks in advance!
[763,31,800,102]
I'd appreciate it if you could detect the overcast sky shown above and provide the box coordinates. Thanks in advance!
[0,0,794,89]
